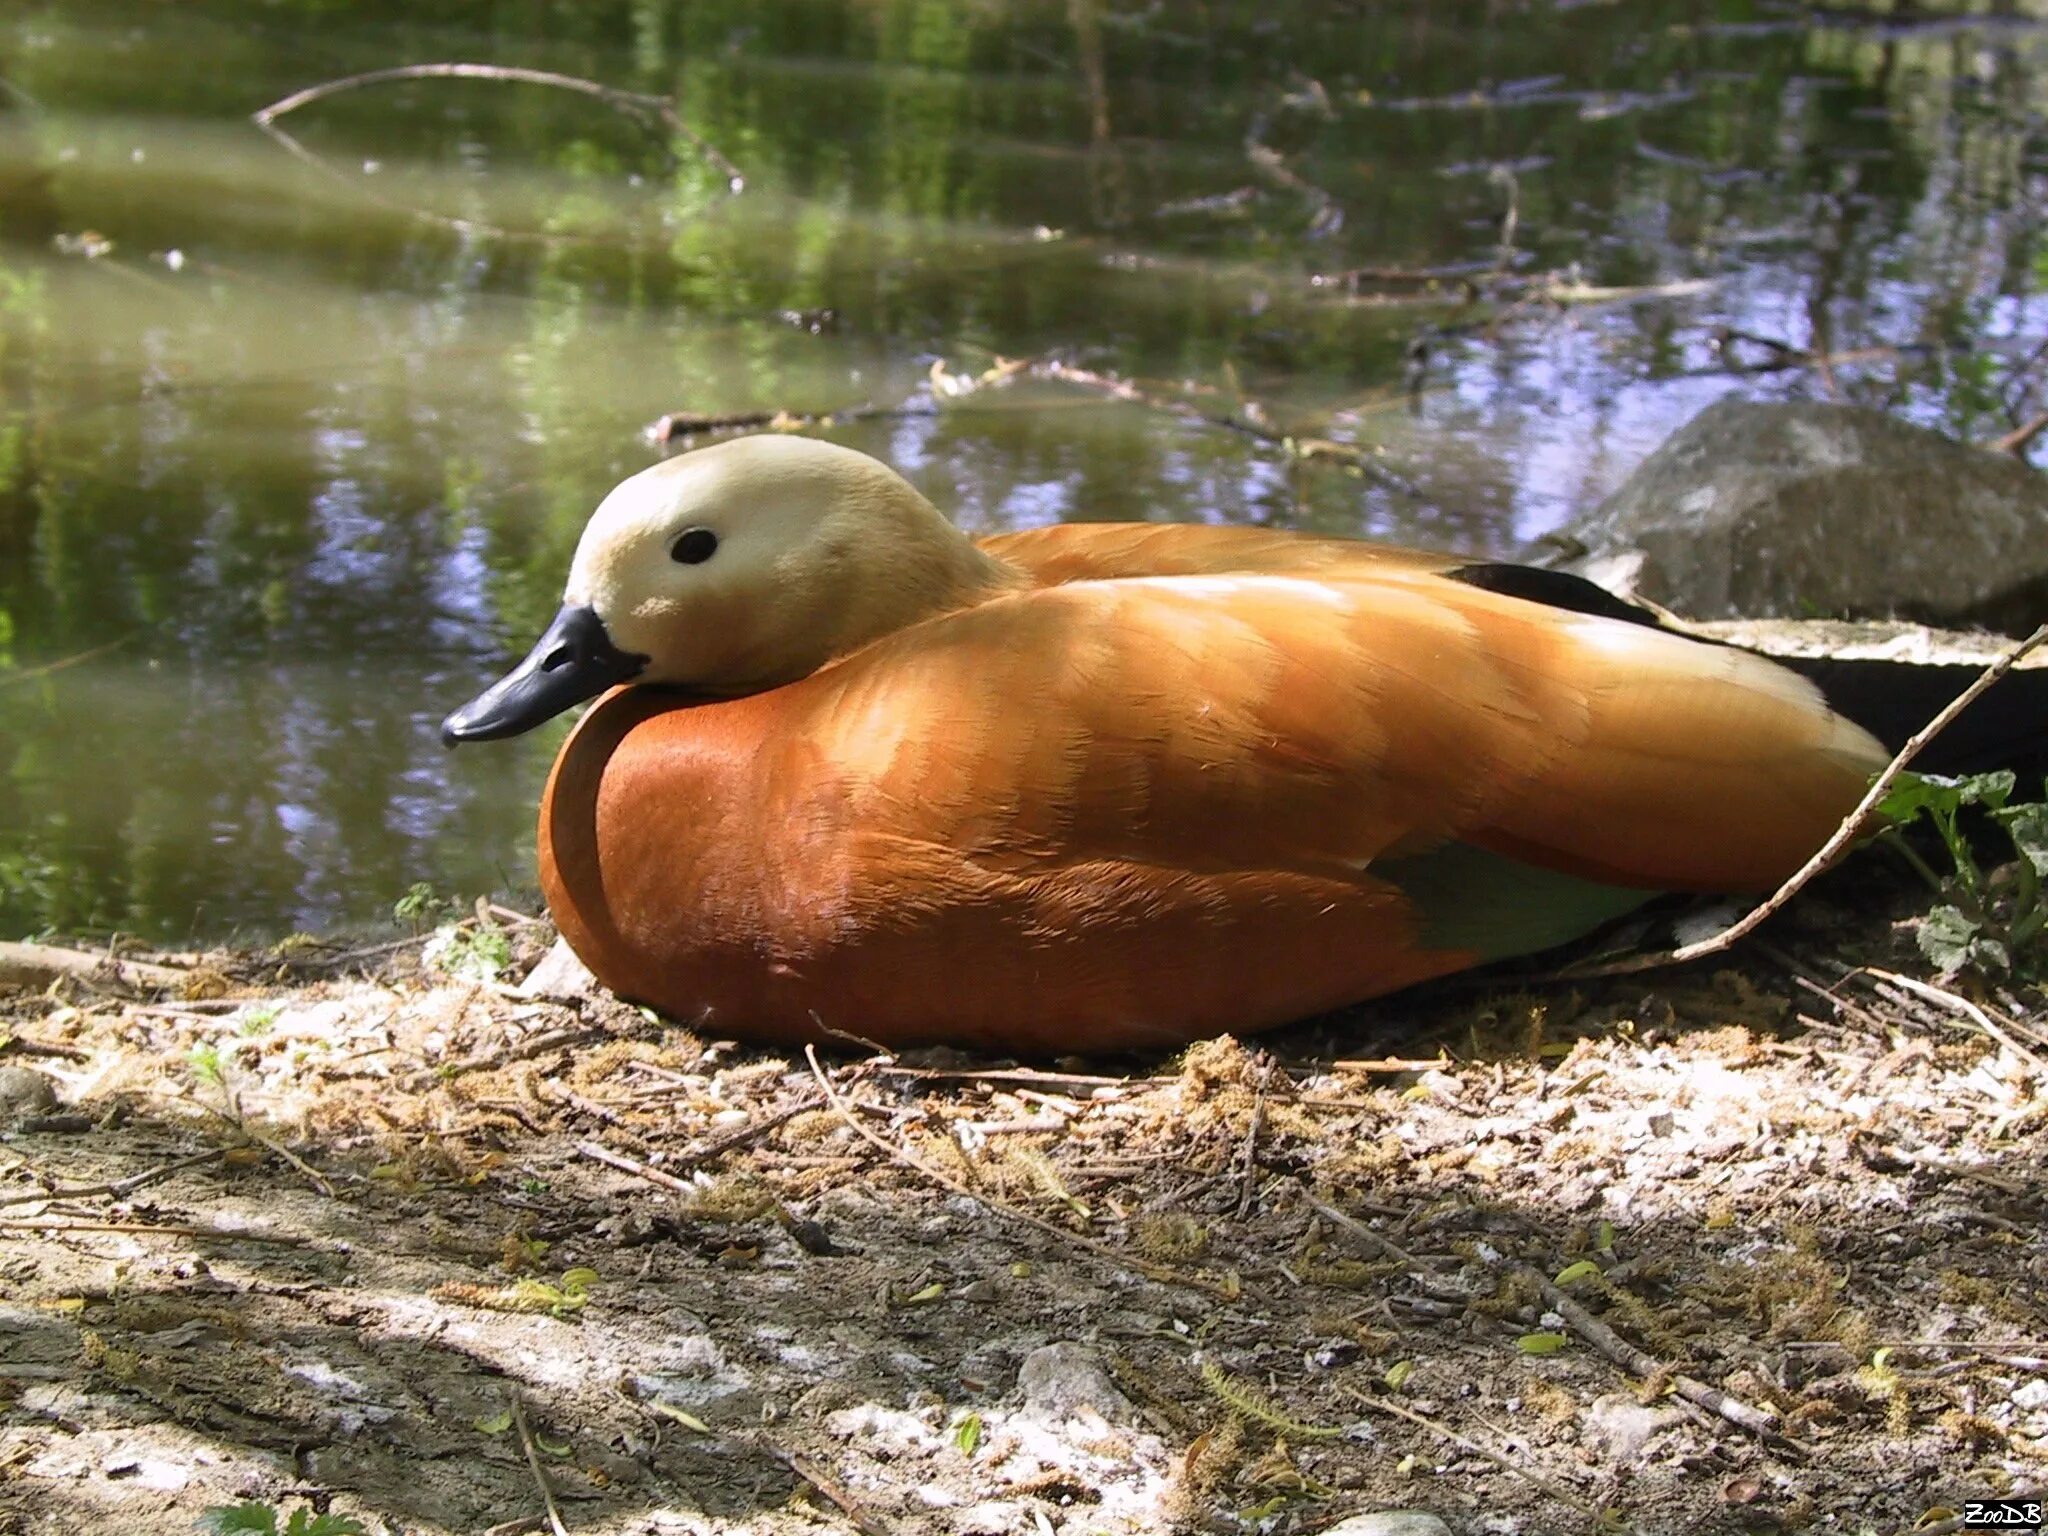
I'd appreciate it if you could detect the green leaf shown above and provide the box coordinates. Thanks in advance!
[953,1411,983,1456]
[1993,802,2048,878]
[1554,1260,1601,1287]
[1878,771,1963,825]
[1954,771,2017,811]
[200,1505,280,1536]
[1517,1332,1569,1356]
[474,1410,513,1434]
[1383,1358,1415,1389]
[1917,904,2009,976]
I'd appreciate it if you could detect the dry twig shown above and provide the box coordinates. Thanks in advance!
[1529,1271,1811,1457]
[1346,1389,1621,1527]
[0,1147,229,1208]
[508,1390,570,1536]
[803,1046,1230,1295]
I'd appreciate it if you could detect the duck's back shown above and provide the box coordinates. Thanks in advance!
[539,549,1885,1050]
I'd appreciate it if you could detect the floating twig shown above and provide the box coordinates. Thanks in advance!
[1988,410,2048,458]
[0,634,140,689]
[254,62,743,190]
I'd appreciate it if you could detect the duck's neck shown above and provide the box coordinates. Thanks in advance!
[815,522,1025,668]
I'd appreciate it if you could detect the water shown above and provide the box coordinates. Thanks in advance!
[2,0,2044,941]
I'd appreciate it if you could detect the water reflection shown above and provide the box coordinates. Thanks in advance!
[0,0,2043,939]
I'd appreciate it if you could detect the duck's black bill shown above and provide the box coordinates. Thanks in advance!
[440,604,647,747]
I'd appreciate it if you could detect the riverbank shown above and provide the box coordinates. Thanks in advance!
[2,864,2043,1536]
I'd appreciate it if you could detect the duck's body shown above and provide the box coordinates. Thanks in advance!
[445,436,1888,1051]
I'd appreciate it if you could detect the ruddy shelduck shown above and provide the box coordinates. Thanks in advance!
[444,434,1889,1051]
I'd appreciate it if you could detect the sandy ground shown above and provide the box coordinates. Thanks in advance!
[0,869,2044,1536]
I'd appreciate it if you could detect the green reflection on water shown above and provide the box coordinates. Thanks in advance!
[0,0,2043,939]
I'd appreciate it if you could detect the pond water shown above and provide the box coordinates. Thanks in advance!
[1,0,2044,941]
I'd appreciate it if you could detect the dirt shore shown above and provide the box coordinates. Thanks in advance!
[1,870,2043,1536]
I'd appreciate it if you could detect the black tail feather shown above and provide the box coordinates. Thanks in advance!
[1772,654,2048,784]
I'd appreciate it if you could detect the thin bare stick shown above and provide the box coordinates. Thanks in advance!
[246,1131,335,1198]
[253,62,742,189]
[1559,623,2048,980]
[1866,969,2045,1073]
[575,1140,695,1195]
[1300,1190,1423,1270]
[777,1447,896,1536]
[1345,1390,1618,1527]
[1988,410,2048,457]
[0,1147,229,1208]
[508,1390,570,1536]
[0,1218,310,1244]
[803,1046,1228,1296]
[1529,1272,1810,1457]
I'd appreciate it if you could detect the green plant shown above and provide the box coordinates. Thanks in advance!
[186,1042,226,1086]
[392,881,449,928]
[1879,771,2048,977]
[199,1501,366,1536]
[422,922,513,982]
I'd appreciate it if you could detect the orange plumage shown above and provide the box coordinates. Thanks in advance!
[442,436,1887,1050]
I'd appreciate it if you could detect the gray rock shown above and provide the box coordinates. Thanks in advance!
[1017,1342,1132,1424]
[516,936,597,1001]
[1318,1513,1453,1536]
[0,1065,58,1125]
[1556,399,2048,629]
[1582,1392,1679,1464]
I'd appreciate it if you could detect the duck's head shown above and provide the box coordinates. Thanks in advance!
[441,434,1011,745]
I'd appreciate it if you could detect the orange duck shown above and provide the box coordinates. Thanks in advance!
[442,434,1886,1051]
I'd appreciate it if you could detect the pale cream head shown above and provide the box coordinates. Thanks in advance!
[565,435,1015,692]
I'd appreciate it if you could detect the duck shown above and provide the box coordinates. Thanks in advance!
[442,433,1891,1052]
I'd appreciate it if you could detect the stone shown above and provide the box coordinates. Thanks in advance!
[1016,1342,1132,1424]
[1317,1513,1454,1536]
[1554,399,2048,630]
[0,1065,58,1125]
[1582,1392,1679,1464]
[516,936,597,1001]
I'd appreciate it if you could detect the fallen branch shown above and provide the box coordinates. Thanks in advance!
[0,939,192,995]
[1529,1271,1811,1458]
[254,62,743,190]
[1300,1189,1424,1270]
[0,1147,230,1208]
[1557,622,2048,980]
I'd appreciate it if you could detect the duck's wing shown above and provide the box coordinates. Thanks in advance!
[793,567,1886,898]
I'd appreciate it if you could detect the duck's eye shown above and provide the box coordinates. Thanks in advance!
[670,528,719,565]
